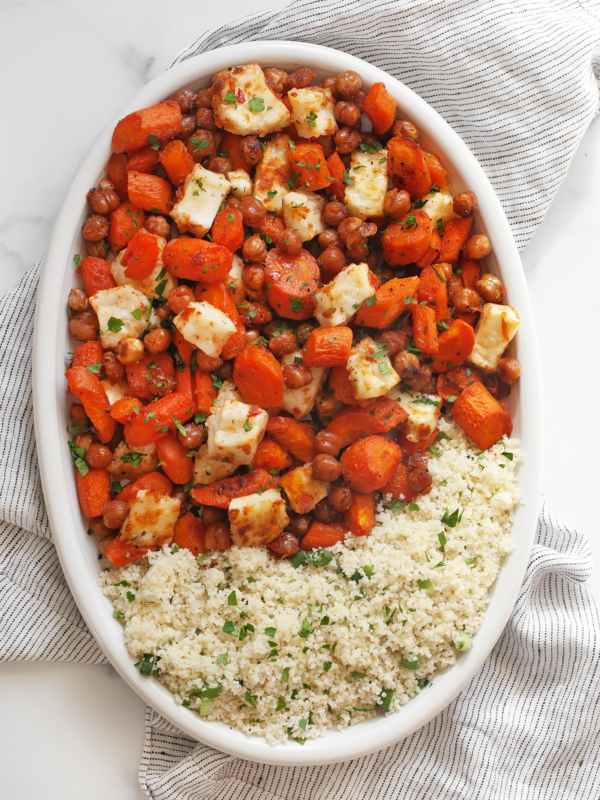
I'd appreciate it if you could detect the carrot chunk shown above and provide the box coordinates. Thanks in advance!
[415,228,442,270]
[115,471,172,503]
[266,417,317,462]
[326,396,407,448]
[80,256,116,296]
[256,214,285,244]
[125,352,175,400]
[303,326,353,367]
[211,209,244,254]
[107,153,129,200]
[109,201,146,252]
[122,230,160,280]
[264,248,319,320]
[124,392,195,446]
[110,396,140,425]
[111,100,182,154]
[71,341,104,369]
[104,536,154,567]
[417,264,448,324]
[340,435,402,494]
[252,437,293,473]
[218,132,252,172]
[362,82,396,135]
[430,319,475,372]
[380,462,416,502]
[325,151,345,202]
[155,435,194,485]
[412,304,439,354]
[459,257,480,290]
[194,370,217,414]
[189,469,278,509]
[452,381,513,449]
[436,218,473,264]
[163,238,232,282]
[290,142,332,191]
[172,512,206,556]
[382,211,432,266]
[437,365,485,400]
[176,364,195,404]
[344,492,376,537]
[127,171,173,216]
[76,468,111,518]
[234,346,284,408]
[301,520,348,550]
[355,276,420,328]
[423,153,448,191]
[387,136,432,199]
[126,145,160,174]
[159,140,195,186]
[328,365,361,406]
[66,367,115,444]
[397,426,439,455]
[195,281,245,360]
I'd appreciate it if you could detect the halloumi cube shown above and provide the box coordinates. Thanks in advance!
[206,382,268,465]
[253,134,292,214]
[228,489,289,547]
[111,232,177,300]
[314,388,343,423]
[313,262,376,327]
[170,164,231,238]
[288,87,338,139]
[344,148,388,219]
[212,63,290,137]
[108,442,159,481]
[119,489,180,547]
[280,462,330,514]
[173,301,236,358]
[101,378,130,407]
[281,189,326,242]
[227,168,253,199]
[387,384,441,442]
[193,444,237,485]
[418,189,459,228]
[468,303,520,371]
[280,350,327,420]
[347,336,400,400]
[89,285,153,349]
[226,253,245,302]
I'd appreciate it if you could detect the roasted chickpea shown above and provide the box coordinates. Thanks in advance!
[392,119,419,140]
[87,188,116,215]
[195,107,216,132]
[177,422,205,450]
[145,215,171,238]
[393,351,433,391]
[475,274,506,304]
[315,430,343,457]
[171,488,188,513]
[244,329,260,345]
[383,189,411,220]
[267,531,300,559]
[86,239,109,257]
[168,285,195,315]
[170,88,198,112]
[314,134,334,158]
[322,201,349,228]
[322,76,338,95]
[82,215,109,242]
[74,432,96,452]
[264,67,288,93]
[97,536,116,557]
[208,156,232,174]
[85,443,112,470]
[283,365,313,390]
[154,302,171,320]
[242,265,266,293]
[176,115,196,140]
[464,234,491,260]
[196,87,214,109]
[277,228,303,256]
[379,330,409,356]
[335,70,362,99]
[225,195,241,210]
[196,351,222,372]
[144,328,172,354]
[313,454,342,482]
[335,100,361,127]
[68,288,88,313]
[288,67,316,88]
[295,321,315,346]
[70,403,89,429]
[334,126,361,154]
[268,329,296,356]
[202,506,227,526]
[314,498,338,522]
[447,275,482,314]
[408,468,432,493]
[239,196,267,227]
[318,229,341,250]
[436,262,453,281]
[345,223,377,261]
[240,135,263,166]
[101,351,124,383]
[187,130,215,162]
[205,523,232,550]
[89,517,112,537]
[328,485,352,512]
[69,310,99,342]
[116,337,144,365]
[102,500,128,530]
[337,216,362,244]
[287,513,311,537]
[407,451,428,471]
[242,234,267,263]
[453,191,478,218]
[498,357,521,385]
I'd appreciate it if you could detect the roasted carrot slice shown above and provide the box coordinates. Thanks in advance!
[380,462,416,502]
[325,151,345,202]
[325,396,407,448]
[436,218,473,264]
[355,276,420,328]
[104,536,154,567]
[66,367,115,444]
[412,304,439,354]
[124,392,195,446]
[340,435,402,494]
[417,264,448,324]
[290,142,331,191]
[172,512,206,556]
[387,136,431,199]
[234,346,284,408]
[303,326,353,367]
[211,209,244,254]
[328,365,361,406]
[71,341,104,369]
[218,131,252,172]
[163,238,232,283]
[116,471,172,503]
[122,230,160,280]
[192,370,216,415]
[173,329,194,365]
[107,153,129,200]
[301,520,348,550]
[430,319,475,372]
[126,145,160,174]
[111,100,182,154]
[189,469,278,509]
[362,82,396,135]
[459,257,480,290]
[415,227,442,270]
[437,365,485,400]
[127,171,173,216]
[76,468,111,518]
[264,248,319,320]
[452,381,512,449]
[344,492,376,537]
[382,211,432,266]
[252,437,293,473]
[156,435,194,485]
[256,214,285,243]
[110,396,140,425]
[159,140,195,186]
[109,201,146,252]
[125,352,175,400]
[80,256,116,296]
[423,153,448,191]
[267,417,317,462]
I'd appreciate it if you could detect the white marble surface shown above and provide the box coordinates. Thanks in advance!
[1,1,599,797]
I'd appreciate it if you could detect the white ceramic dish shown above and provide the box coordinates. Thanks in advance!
[33,40,542,766]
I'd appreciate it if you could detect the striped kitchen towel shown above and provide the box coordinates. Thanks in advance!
[1,1,600,798]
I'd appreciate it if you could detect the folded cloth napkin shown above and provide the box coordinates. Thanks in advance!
[1,1,600,797]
